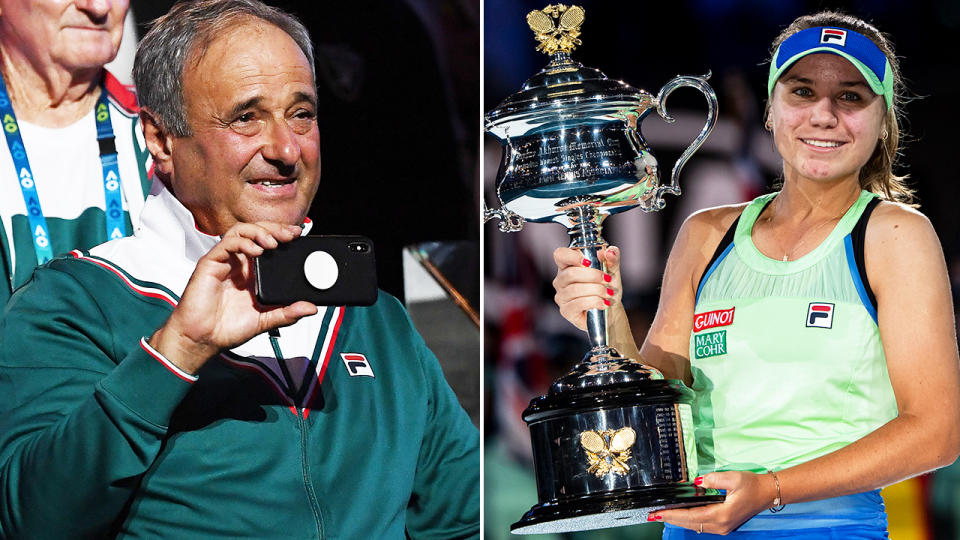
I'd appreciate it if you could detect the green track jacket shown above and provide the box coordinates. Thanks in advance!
[0,183,479,539]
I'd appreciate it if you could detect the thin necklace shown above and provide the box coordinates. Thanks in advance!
[768,193,859,262]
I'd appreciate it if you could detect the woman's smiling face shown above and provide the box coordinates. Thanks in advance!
[769,52,886,186]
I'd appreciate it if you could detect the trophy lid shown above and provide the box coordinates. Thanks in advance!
[485,5,654,139]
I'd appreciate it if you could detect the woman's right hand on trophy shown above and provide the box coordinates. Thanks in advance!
[552,245,622,332]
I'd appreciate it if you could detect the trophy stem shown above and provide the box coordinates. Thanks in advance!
[566,204,611,353]
[552,201,663,395]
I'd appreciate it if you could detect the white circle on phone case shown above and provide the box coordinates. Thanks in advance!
[304,251,338,290]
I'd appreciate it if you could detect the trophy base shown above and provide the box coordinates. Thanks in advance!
[516,370,725,535]
[510,484,724,534]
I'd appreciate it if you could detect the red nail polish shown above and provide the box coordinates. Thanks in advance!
[646,515,659,522]
[694,476,703,486]
[603,274,612,283]
[603,299,611,306]
[606,288,614,296]
[582,259,591,267]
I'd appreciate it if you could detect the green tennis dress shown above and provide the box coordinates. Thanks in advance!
[670,190,896,535]
[691,190,896,475]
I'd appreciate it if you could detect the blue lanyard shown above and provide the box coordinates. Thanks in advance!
[0,74,126,267]
[94,90,127,243]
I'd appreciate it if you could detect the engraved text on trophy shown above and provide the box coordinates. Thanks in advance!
[497,124,658,222]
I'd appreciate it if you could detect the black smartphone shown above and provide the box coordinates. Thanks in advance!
[254,235,378,306]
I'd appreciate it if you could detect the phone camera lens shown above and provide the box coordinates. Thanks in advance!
[348,242,369,253]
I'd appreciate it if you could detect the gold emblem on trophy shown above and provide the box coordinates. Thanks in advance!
[580,427,637,478]
[526,4,585,55]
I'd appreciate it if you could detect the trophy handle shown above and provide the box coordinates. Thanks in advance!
[483,200,525,232]
[651,73,719,208]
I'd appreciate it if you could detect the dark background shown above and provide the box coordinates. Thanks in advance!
[484,1,960,538]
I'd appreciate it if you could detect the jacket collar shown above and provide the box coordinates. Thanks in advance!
[136,180,313,265]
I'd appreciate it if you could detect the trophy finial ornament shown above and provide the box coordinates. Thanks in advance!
[526,4,585,56]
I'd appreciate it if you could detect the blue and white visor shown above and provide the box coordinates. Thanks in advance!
[768,26,893,109]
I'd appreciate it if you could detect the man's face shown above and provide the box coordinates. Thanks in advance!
[165,18,320,235]
[0,0,129,71]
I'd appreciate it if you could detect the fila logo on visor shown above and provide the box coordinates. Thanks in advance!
[806,303,835,329]
[341,353,374,377]
[820,28,847,46]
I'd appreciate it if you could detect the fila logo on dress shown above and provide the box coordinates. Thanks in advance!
[341,353,374,377]
[806,303,835,329]
[821,28,847,46]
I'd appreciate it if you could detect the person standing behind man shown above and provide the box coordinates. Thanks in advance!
[0,0,479,538]
[0,0,151,305]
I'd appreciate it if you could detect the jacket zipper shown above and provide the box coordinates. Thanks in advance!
[298,407,325,538]
[272,330,325,539]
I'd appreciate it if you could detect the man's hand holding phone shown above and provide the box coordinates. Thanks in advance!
[147,222,319,375]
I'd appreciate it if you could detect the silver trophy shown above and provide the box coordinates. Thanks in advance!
[485,4,724,534]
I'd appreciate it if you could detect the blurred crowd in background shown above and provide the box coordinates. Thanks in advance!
[483,1,960,538]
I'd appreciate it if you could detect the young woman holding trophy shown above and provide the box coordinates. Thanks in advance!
[551,11,960,538]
